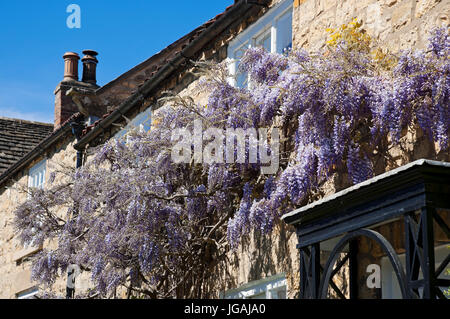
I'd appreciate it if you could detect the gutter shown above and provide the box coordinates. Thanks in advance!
[74,0,269,151]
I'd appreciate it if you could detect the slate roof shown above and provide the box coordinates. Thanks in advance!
[0,117,53,175]
[0,0,269,183]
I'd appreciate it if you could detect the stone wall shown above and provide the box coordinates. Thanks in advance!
[0,171,29,298]
[0,134,95,298]
[293,0,449,53]
[215,223,300,299]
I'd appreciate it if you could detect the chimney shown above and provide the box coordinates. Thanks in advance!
[81,50,98,84]
[54,52,81,129]
[63,52,80,81]
[54,50,100,130]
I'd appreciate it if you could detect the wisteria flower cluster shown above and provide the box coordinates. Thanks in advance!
[13,27,449,298]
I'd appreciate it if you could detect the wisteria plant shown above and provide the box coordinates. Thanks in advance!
[13,24,449,298]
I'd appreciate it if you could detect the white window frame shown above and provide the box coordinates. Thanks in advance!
[26,159,48,249]
[28,159,47,189]
[227,0,293,87]
[255,27,272,52]
[17,287,39,299]
[223,273,287,299]
[114,107,152,141]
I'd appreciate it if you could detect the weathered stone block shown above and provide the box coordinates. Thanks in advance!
[317,0,337,13]
[296,0,319,24]
[12,245,43,262]
[398,26,420,51]
[307,9,336,51]
[415,0,441,18]
[365,3,392,39]
[12,268,35,295]
[336,0,358,26]
[418,1,449,44]
[392,1,413,29]
[382,0,398,7]
[355,0,379,12]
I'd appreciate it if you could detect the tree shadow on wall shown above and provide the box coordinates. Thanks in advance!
[218,220,298,298]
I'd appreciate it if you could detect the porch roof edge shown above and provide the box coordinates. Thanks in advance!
[281,159,450,226]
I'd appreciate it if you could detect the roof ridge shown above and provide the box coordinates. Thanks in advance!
[96,2,239,95]
[0,116,54,127]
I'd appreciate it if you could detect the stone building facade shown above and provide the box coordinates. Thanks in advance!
[0,0,448,299]
[293,0,449,53]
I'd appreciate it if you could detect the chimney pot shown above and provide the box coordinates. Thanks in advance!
[63,52,80,81]
[81,50,99,85]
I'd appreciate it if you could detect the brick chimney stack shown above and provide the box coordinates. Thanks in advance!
[54,51,100,130]
[81,50,98,85]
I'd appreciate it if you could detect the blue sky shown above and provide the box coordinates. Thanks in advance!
[0,1,233,123]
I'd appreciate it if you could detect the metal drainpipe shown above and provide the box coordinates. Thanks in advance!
[76,149,83,169]
[71,122,85,169]
[67,121,85,299]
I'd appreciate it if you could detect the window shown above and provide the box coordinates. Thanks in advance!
[227,0,293,88]
[28,159,46,189]
[276,8,293,53]
[234,42,250,88]
[17,287,39,299]
[223,274,287,299]
[114,107,152,141]
[381,244,450,299]
[26,160,47,249]
[255,28,272,52]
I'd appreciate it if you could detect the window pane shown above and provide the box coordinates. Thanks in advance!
[272,287,287,299]
[256,31,271,52]
[133,108,152,132]
[381,244,450,299]
[234,44,249,88]
[236,66,247,88]
[249,292,266,299]
[277,289,287,299]
[227,0,293,87]
[224,275,287,299]
[277,11,292,54]
[29,160,46,189]
[114,107,152,140]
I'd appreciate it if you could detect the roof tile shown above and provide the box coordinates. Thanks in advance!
[0,117,53,175]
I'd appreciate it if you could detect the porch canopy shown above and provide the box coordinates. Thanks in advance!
[282,159,450,299]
